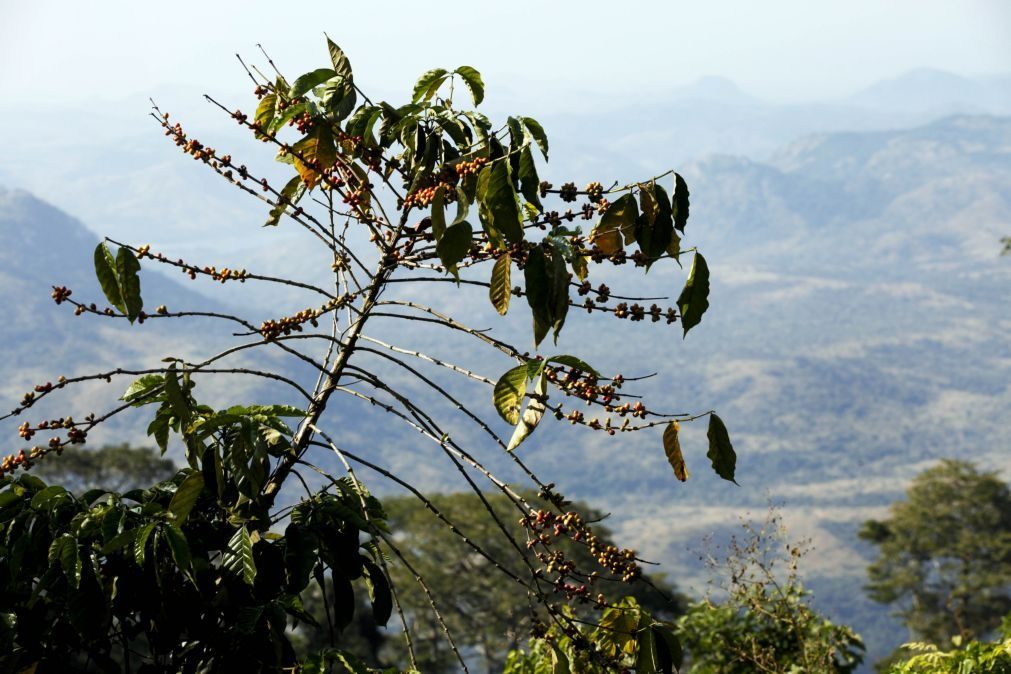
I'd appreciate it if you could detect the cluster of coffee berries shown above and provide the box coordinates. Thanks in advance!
[259,295,354,341]
[401,174,459,210]
[18,416,75,442]
[522,508,641,583]
[294,110,314,134]
[1,446,43,477]
[558,182,579,202]
[453,156,488,177]
[612,302,678,324]
[51,286,72,304]
[585,181,604,203]
[543,367,621,406]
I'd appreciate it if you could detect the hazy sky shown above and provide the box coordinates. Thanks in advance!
[2,0,1009,108]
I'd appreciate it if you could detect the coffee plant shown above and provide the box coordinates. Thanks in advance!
[0,37,736,673]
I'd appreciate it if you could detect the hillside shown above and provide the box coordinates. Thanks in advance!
[1,114,1008,668]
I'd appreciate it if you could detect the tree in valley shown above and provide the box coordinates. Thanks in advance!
[30,444,176,494]
[860,460,1011,648]
[0,36,735,672]
[674,508,863,674]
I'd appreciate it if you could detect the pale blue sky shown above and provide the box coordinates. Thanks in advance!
[1,0,1009,108]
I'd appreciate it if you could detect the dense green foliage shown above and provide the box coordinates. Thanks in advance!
[677,511,863,673]
[503,597,683,674]
[888,618,1011,674]
[0,397,394,672]
[860,460,1011,647]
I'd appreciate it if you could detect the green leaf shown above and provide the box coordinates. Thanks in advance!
[545,355,599,378]
[677,252,710,337]
[116,245,143,323]
[49,534,81,589]
[94,243,124,314]
[550,643,570,674]
[412,68,449,103]
[707,413,738,484]
[592,193,638,253]
[167,472,204,524]
[322,76,357,122]
[163,522,193,574]
[507,372,547,451]
[121,374,164,404]
[326,37,353,80]
[436,221,473,273]
[253,93,276,139]
[265,175,306,227]
[636,619,660,674]
[284,525,318,593]
[453,66,484,105]
[477,161,524,245]
[101,527,138,554]
[663,421,688,482]
[489,253,512,315]
[524,244,571,346]
[493,364,529,425]
[451,186,470,225]
[163,363,191,425]
[672,172,690,233]
[520,116,549,160]
[518,145,542,211]
[524,245,550,347]
[134,521,156,566]
[635,183,673,267]
[654,626,683,672]
[225,526,257,585]
[362,559,393,627]
[289,68,337,99]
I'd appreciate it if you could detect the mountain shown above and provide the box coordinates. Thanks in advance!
[848,68,1011,115]
[0,188,293,450]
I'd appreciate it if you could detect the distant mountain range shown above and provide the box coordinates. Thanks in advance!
[1,73,1009,669]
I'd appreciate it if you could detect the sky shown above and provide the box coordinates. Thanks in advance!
[2,0,1009,109]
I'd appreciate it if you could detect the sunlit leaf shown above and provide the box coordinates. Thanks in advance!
[288,68,336,99]
[493,364,529,425]
[225,526,257,585]
[520,116,549,160]
[507,372,547,451]
[264,175,306,227]
[454,66,485,106]
[592,193,638,253]
[94,243,124,314]
[663,421,688,482]
[292,125,336,189]
[167,472,204,524]
[49,534,81,589]
[115,246,142,323]
[489,253,512,315]
[326,37,353,80]
[412,68,449,103]
[254,93,276,139]
[477,161,524,245]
